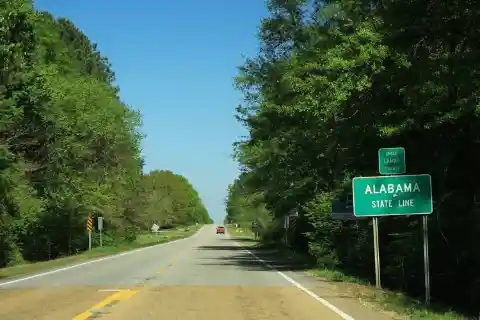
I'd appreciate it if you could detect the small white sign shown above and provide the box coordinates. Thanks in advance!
[98,217,103,231]
[151,223,159,232]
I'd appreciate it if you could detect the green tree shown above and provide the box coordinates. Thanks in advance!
[0,1,212,268]
[138,170,212,228]
[228,0,480,314]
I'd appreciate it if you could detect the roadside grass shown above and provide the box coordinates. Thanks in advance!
[0,225,202,281]
[226,227,261,247]
[228,233,464,320]
[226,226,255,238]
[307,268,463,320]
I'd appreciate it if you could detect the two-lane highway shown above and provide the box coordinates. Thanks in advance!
[0,225,353,320]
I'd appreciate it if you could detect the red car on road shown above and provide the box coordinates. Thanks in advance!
[216,226,225,234]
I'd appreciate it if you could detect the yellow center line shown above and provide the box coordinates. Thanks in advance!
[156,268,164,273]
[72,289,137,320]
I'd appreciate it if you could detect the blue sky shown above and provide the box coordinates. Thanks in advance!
[34,0,268,224]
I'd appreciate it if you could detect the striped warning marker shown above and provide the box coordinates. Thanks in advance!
[289,216,297,229]
[87,215,93,232]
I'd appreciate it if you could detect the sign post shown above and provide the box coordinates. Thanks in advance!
[87,215,93,250]
[423,215,430,304]
[98,217,103,247]
[353,146,433,296]
[372,216,380,288]
[352,174,433,289]
[251,220,259,239]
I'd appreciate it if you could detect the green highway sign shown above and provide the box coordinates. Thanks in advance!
[352,174,433,217]
[378,147,406,175]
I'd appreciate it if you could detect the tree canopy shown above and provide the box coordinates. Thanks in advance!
[227,0,480,315]
[0,0,211,267]
[139,170,212,228]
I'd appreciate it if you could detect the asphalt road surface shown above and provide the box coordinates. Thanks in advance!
[0,225,394,320]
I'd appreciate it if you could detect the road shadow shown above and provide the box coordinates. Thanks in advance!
[196,245,247,251]
[195,240,315,272]
[228,238,258,243]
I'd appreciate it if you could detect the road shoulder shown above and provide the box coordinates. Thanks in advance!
[227,232,399,320]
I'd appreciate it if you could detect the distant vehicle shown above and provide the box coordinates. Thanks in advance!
[216,226,225,234]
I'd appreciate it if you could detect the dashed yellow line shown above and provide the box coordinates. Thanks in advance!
[72,289,136,320]
[156,268,165,273]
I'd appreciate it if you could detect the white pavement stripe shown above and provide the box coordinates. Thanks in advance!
[228,233,356,320]
[0,226,205,287]
[98,289,122,292]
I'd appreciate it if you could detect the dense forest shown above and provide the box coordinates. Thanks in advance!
[0,0,211,267]
[226,0,480,316]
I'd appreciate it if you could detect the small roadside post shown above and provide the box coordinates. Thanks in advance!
[289,215,297,229]
[87,215,93,250]
[151,223,159,233]
[289,209,298,250]
[352,147,433,302]
[251,220,259,239]
[284,215,289,245]
[98,217,103,247]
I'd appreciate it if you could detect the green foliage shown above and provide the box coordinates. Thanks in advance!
[228,0,480,315]
[0,1,211,266]
[137,170,212,228]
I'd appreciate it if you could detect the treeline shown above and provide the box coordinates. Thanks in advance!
[226,0,480,315]
[138,170,212,229]
[0,0,211,267]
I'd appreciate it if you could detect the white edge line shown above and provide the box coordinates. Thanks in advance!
[227,232,355,320]
[0,225,205,287]
[98,289,122,292]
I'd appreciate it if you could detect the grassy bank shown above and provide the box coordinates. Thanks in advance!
[228,232,463,320]
[226,226,255,238]
[307,268,463,320]
[0,225,202,281]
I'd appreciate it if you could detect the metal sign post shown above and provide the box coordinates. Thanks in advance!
[98,217,103,247]
[372,216,381,288]
[87,215,93,250]
[423,215,431,304]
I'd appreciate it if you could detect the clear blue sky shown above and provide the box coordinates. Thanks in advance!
[33,0,267,224]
